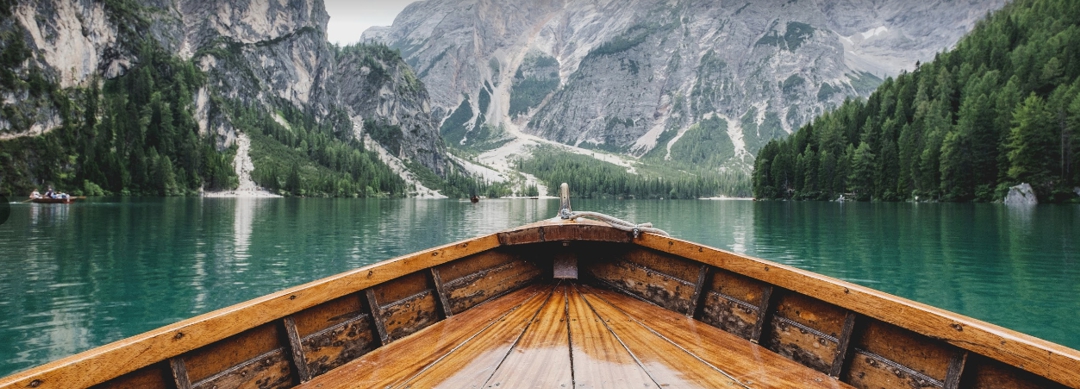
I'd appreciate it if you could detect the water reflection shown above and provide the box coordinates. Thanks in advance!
[0,199,1076,377]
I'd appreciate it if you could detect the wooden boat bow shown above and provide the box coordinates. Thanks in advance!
[1,207,1077,388]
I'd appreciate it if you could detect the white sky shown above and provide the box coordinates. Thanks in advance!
[324,1,419,45]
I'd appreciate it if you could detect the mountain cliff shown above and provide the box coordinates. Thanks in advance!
[0,0,446,197]
[753,0,1080,203]
[365,0,1006,181]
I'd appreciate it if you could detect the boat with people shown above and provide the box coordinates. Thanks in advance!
[0,184,1076,389]
[27,187,76,204]
[29,197,77,204]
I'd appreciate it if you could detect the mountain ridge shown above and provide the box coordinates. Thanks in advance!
[364,0,1006,194]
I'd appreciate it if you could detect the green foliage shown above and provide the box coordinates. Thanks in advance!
[817,83,838,102]
[365,119,404,156]
[440,97,473,145]
[753,0,1080,202]
[0,34,238,196]
[509,53,560,118]
[782,74,805,97]
[667,116,735,166]
[520,146,751,199]
[404,159,509,198]
[847,71,884,95]
[229,101,406,197]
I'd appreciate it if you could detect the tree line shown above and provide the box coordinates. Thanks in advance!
[753,0,1080,202]
[520,147,751,199]
[1,38,236,196]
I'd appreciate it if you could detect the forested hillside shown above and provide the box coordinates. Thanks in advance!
[519,146,751,199]
[752,0,1080,202]
[0,5,237,196]
[0,1,455,198]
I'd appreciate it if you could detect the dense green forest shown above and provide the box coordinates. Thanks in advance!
[0,37,236,196]
[753,0,1080,202]
[520,146,751,199]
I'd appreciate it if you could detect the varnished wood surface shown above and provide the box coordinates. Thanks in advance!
[3,219,1077,389]
[296,282,852,389]
[0,235,501,389]
[630,231,1080,388]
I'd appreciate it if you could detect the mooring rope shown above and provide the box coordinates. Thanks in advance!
[567,211,670,238]
[556,183,669,238]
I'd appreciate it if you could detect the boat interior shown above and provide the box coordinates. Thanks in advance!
[1,220,1077,389]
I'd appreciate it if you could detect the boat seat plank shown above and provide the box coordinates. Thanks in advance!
[584,285,855,389]
[294,285,549,389]
[482,284,574,388]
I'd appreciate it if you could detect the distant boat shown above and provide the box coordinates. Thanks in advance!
[1,184,1077,389]
[470,195,479,203]
[31,197,76,204]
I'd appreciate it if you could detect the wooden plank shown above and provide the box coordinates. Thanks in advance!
[91,363,173,389]
[182,324,283,383]
[364,289,390,346]
[282,317,312,382]
[497,222,633,246]
[299,314,377,377]
[751,285,776,342]
[169,358,192,389]
[291,294,364,338]
[587,259,697,314]
[380,291,440,340]
[762,292,849,373]
[398,286,555,388]
[633,233,1080,388]
[295,285,550,389]
[577,287,744,387]
[828,312,858,377]
[372,271,430,305]
[699,269,772,340]
[567,285,658,388]
[687,265,710,318]
[584,285,856,389]
[435,250,518,282]
[442,259,542,314]
[622,247,703,283]
[430,268,453,317]
[0,234,501,389]
[842,320,961,389]
[483,285,573,388]
[191,349,293,389]
[944,351,968,389]
[958,354,1070,389]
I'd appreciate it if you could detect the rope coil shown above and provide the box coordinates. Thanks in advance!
[557,182,668,238]
[567,211,670,238]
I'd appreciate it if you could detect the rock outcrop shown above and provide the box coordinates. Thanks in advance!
[1004,183,1038,205]
[0,0,446,180]
[366,0,1006,170]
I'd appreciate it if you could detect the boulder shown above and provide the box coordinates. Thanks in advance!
[1004,183,1037,205]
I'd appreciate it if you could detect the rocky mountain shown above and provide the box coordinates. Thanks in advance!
[0,0,446,196]
[365,0,1006,175]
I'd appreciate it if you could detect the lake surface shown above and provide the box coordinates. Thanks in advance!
[0,198,1077,376]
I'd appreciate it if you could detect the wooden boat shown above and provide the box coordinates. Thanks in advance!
[1,186,1078,389]
[30,197,76,204]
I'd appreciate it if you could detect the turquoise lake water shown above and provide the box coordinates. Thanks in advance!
[0,197,1077,376]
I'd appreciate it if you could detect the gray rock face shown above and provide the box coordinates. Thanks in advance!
[1,0,446,174]
[1004,183,1038,205]
[367,0,1005,169]
[336,45,446,174]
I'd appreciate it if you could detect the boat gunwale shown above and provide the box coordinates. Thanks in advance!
[0,218,1077,389]
[0,233,502,389]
